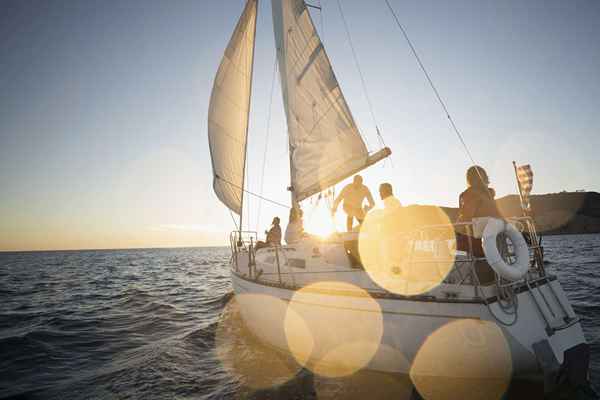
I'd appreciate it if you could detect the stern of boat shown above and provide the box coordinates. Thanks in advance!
[483,275,587,384]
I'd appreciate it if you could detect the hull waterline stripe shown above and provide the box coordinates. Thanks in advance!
[234,279,481,319]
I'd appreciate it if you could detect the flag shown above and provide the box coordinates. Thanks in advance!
[516,164,533,209]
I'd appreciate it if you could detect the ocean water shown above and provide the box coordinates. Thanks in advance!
[1,235,598,399]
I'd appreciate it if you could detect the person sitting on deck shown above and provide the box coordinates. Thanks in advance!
[332,175,375,232]
[284,207,305,245]
[455,165,501,284]
[255,217,282,251]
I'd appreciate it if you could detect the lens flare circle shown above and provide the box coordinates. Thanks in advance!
[359,205,456,296]
[284,281,384,378]
[410,319,513,400]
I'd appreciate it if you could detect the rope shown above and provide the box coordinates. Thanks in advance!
[383,0,478,167]
[318,0,325,40]
[228,209,240,231]
[336,0,387,150]
[256,58,279,231]
[216,175,290,210]
[470,264,519,326]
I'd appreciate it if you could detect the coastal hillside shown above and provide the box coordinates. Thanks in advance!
[406,191,600,235]
[496,191,600,234]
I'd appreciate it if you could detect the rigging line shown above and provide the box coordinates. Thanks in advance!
[216,175,290,210]
[256,57,279,232]
[336,0,387,150]
[383,0,477,166]
[318,0,325,41]
[229,209,240,231]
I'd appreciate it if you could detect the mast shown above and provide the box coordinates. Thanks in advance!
[272,1,297,210]
[239,0,259,233]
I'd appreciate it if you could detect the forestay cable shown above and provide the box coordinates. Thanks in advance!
[228,209,240,231]
[383,0,478,166]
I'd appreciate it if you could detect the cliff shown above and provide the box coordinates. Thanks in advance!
[496,191,600,234]
[405,191,600,235]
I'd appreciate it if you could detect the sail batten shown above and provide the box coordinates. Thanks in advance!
[272,0,390,203]
[208,0,258,215]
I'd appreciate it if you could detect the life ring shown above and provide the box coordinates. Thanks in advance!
[481,218,530,281]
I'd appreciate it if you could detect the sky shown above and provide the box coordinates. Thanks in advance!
[1,0,599,251]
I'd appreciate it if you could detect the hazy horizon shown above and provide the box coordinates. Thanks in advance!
[2,0,599,251]
[2,189,597,252]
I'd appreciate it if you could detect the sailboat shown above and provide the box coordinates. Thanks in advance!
[208,0,591,394]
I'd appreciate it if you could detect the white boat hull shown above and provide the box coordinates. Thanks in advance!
[231,265,586,379]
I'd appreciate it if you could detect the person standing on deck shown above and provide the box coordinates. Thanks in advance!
[284,208,304,245]
[379,182,402,212]
[332,175,375,232]
[378,182,403,236]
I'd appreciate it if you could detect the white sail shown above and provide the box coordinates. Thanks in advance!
[272,0,390,203]
[208,0,258,215]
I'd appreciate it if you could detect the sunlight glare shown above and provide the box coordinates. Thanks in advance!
[303,198,338,238]
[410,319,512,400]
[284,281,383,378]
[359,206,456,296]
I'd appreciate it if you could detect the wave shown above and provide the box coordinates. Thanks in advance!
[1,242,597,399]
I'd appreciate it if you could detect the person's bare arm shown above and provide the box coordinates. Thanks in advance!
[332,186,346,212]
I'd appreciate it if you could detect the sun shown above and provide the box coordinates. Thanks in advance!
[303,201,338,238]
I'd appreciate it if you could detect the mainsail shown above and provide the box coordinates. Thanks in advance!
[272,0,390,203]
[208,0,258,215]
